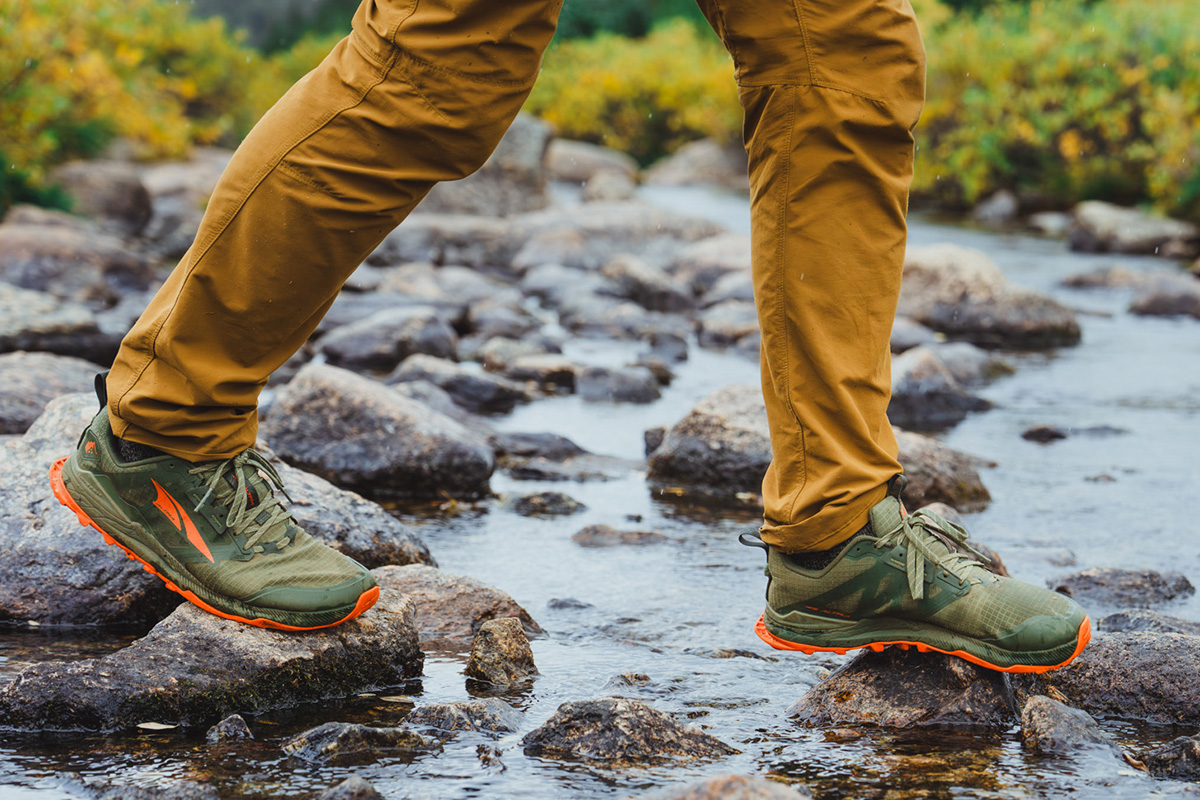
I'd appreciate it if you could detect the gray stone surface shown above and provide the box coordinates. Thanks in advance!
[896,430,992,512]
[0,223,155,308]
[546,139,638,183]
[1052,568,1195,607]
[1019,695,1119,755]
[1070,200,1198,256]
[317,306,458,372]
[0,351,100,434]
[404,698,523,736]
[283,721,434,764]
[1099,609,1200,636]
[390,354,532,414]
[464,617,539,686]
[0,282,116,363]
[1139,733,1200,780]
[888,346,991,430]
[49,160,153,236]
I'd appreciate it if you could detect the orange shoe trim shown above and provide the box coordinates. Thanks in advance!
[50,457,379,632]
[753,612,1091,675]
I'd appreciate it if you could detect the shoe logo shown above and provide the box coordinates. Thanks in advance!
[151,480,214,564]
[84,441,97,454]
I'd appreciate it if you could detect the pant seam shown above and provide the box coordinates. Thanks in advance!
[789,0,817,87]
[737,78,889,108]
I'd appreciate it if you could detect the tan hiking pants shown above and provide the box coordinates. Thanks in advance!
[107,0,925,553]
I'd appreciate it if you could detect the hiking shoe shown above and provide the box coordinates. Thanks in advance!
[49,392,378,631]
[745,477,1090,673]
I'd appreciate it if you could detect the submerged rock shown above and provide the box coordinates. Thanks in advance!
[495,431,635,482]
[571,524,669,547]
[888,346,991,430]
[0,580,423,731]
[505,491,585,517]
[405,698,523,736]
[262,364,494,501]
[465,617,539,686]
[1052,568,1195,607]
[790,648,1016,728]
[1019,695,1119,756]
[1139,733,1200,781]
[0,351,99,434]
[374,565,541,648]
[895,430,992,512]
[283,721,435,764]
[313,776,386,800]
[1022,425,1068,443]
[94,783,219,800]
[638,775,813,800]
[206,714,253,744]
[522,697,738,764]
[1099,609,1200,636]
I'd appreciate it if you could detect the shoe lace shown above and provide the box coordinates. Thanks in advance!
[190,450,294,551]
[874,508,988,600]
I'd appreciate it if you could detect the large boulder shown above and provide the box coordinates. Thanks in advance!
[48,160,153,236]
[899,244,1081,349]
[262,364,494,501]
[0,579,423,731]
[1069,200,1199,257]
[0,351,100,434]
[0,224,155,308]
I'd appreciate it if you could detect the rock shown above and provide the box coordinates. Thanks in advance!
[582,168,638,202]
[418,113,552,216]
[504,354,578,393]
[389,379,495,440]
[1139,733,1200,780]
[465,617,539,686]
[670,234,751,294]
[888,346,991,430]
[546,139,638,183]
[137,147,231,207]
[1099,609,1200,636]
[495,431,634,482]
[94,783,219,800]
[1052,568,1194,607]
[1069,200,1198,257]
[494,431,587,462]
[702,270,755,308]
[0,394,179,625]
[0,225,155,309]
[374,263,519,309]
[313,776,386,800]
[1019,695,1119,755]
[49,160,153,236]
[374,564,541,648]
[548,597,592,610]
[0,351,100,434]
[890,316,938,353]
[206,714,253,743]
[899,244,1081,349]
[571,524,668,547]
[261,364,494,501]
[371,214,513,270]
[316,292,451,338]
[644,426,667,456]
[895,430,992,512]
[521,697,738,764]
[390,354,532,414]
[273,461,435,568]
[790,648,1016,728]
[697,299,759,349]
[972,189,1019,226]
[505,491,585,517]
[0,579,423,731]
[576,365,661,403]
[1022,424,1068,443]
[928,341,1013,385]
[643,138,749,194]
[1129,273,1200,320]
[466,298,541,340]
[404,698,523,736]
[316,306,458,372]
[647,384,770,497]
[601,254,693,312]
[0,283,113,362]
[476,337,558,372]
[1061,264,1158,289]
[282,721,434,764]
[638,775,813,800]
[1028,211,1073,238]
[1017,632,1200,724]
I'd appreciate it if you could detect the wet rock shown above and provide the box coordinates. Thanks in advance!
[504,354,578,392]
[1069,201,1198,257]
[49,160,152,236]
[0,580,423,731]
[644,426,667,456]
[895,430,992,512]
[1020,695,1119,755]
[562,299,683,342]
[697,299,759,349]
[1017,632,1200,724]
[888,346,991,430]
[505,491,585,517]
[0,283,114,362]
[638,775,813,800]
[790,648,1016,728]
[313,776,386,800]
[643,138,749,194]
[647,383,770,497]
[522,697,738,764]
[601,254,694,312]
[928,341,1013,385]
[899,244,1081,349]
[0,351,100,434]
[283,721,435,764]
[669,234,751,294]
[206,714,253,744]
[891,316,938,353]
[495,431,635,482]
[547,139,638,183]
[390,354,532,414]
[465,617,539,686]
[388,378,493,438]
[521,262,611,307]
[583,168,638,202]
[374,564,541,648]
[467,298,541,341]
[262,364,494,501]
[1029,211,1073,238]
[375,262,520,309]
[1139,733,1200,780]
[94,783,219,800]
[418,114,552,216]
[1061,264,1157,289]
[702,269,754,308]
[1022,424,1069,443]
[317,306,458,372]
[495,431,586,462]
[476,337,558,372]
[548,597,592,610]
[1129,274,1200,320]
[274,461,435,568]
[372,214,513,270]
[0,225,155,309]
[972,189,1019,226]
[1099,609,1200,636]
[0,394,179,625]
[1052,568,1194,607]
[577,365,661,403]
[571,524,669,548]
[405,697,523,736]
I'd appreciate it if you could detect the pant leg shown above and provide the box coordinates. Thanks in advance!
[695,0,926,551]
[107,0,561,461]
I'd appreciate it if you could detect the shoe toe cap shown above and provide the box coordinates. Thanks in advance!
[243,569,377,613]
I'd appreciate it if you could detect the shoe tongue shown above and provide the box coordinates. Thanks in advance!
[868,495,905,537]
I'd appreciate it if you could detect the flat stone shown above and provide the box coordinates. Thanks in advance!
[1099,609,1200,636]
[1070,200,1198,256]
[638,775,812,800]
[0,351,100,434]
[495,432,635,482]
[465,617,539,686]
[404,697,523,736]
[1019,695,1119,755]
[503,354,578,393]
[282,721,435,764]
[1052,568,1195,607]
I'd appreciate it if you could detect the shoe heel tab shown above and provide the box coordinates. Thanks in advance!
[95,372,110,409]
[739,532,770,553]
[887,473,908,500]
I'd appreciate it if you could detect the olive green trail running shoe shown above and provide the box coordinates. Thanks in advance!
[744,477,1091,673]
[49,385,378,631]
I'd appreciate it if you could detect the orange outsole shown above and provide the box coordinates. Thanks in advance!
[49,457,379,632]
[754,611,1091,675]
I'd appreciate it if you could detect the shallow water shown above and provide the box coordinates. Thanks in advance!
[1,187,1198,798]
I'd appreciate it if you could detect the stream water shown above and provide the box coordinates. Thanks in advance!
[0,186,1197,799]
